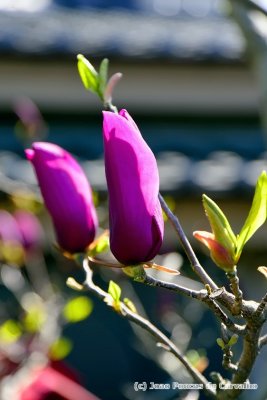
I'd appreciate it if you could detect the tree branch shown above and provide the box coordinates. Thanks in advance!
[78,258,217,398]
[144,274,245,335]
[226,268,243,316]
[143,273,207,299]
[253,291,267,320]
[258,333,267,349]
[159,194,218,291]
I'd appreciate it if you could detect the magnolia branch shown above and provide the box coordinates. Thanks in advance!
[143,274,245,335]
[158,193,259,318]
[253,291,267,321]
[158,194,218,290]
[72,258,217,398]
[226,269,243,316]
[143,273,207,299]
[258,333,267,349]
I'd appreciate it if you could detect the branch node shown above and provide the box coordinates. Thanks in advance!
[226,268,243,316]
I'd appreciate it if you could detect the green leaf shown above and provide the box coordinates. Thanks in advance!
[98,58,109,100]
[123,298,137,313]
[95,236,109,254]
[186,349,201,364]
[236,171,267,258]
[202,195,237,250]
[90,235,109,256]
[108,280,121,302]
[23,307,46,332]
[122,265,146,282]
[77,54,99,93]
[228,334,238,347]
[0,320,22,343]
[49,337,73,360]
[63,296,93,323]
[216,338,225,349]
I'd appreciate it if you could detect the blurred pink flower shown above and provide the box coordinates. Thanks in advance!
[0,210,22,244]
[18,364,100,400]
[14,210,44,250]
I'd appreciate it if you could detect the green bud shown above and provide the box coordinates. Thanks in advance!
[77,54,99,93]
[107,280,121,303]
[122,265,146,282]
[216,338,225,349]
[193,195,238,271]
[228,334,238,347]
[202,195,237,254]
[123,298,137,313]
[98,58,109,100]
[193,231,236,272]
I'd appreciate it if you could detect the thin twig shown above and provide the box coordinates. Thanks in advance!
[253,291,267,321]
[144,273,207,299]
[158,194,260,319]
[258,333,267,349]
[144,274,245,335]
[204,297,245,336]
[228,324,260,397]
[159,194,218,290]
[222,350,238,372]
[80,258,216,398]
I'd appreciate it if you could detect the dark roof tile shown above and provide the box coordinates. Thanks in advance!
[0,8,245,61]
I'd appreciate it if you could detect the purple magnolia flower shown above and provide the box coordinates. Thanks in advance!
[103,109,164,264]
[25,142,98,253]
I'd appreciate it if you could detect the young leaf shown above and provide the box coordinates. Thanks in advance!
[63,296,93,323]
[23,306,46,332]
[0,320,22,343]
[123,298,137,313]
[77,54,99,93]
[49,337,73,360]
[228,334,238,347]
[202,195,237,250]
[98,58,109,100]
[216,338,225,349]
[104,72,122,105]
[236,171,267,258]
[108,280,121,303]
[89,234,109,256]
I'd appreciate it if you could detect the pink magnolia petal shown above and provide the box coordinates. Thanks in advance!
[26,142,98,253]
[103,110,164,264]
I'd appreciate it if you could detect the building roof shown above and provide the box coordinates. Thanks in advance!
[0,4,245,62]
[1,149,266,199]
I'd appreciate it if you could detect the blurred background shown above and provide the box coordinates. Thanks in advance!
[1,0,267,399]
